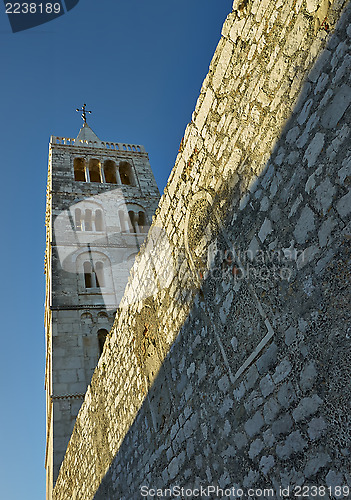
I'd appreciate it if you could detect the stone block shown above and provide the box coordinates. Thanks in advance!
[234,432,248,450]
[168,456,179,480]
[258,218,273,243]
[244,364,259,390]
[248,439,264,459]
[183,413,198,439]
[293,206,316,244]
[68,382,86,394]
[304,453,331,477]
[212,39,233,91]
[283,15,309,57]
[272,414,293,437]
[300,361,317,392]
[298,98,313,125]
[307,417,327,440]
[244,390,264,413]
[318,217,337,247]
[314,178,336,215]
[263,397,281,424]
[260,196,270,212]
[322,84,351,129]
[292,394,323,422]
[269,56,289,91]
[256,343,278,375]
[260,374,275,397]
[315,248,334,274]
[297,245,319,270]
[336,189,351,218]
[306,0,319,14]
[219,470,231,488]
[259,455,275,475]
[233,381,246,401]
[263,429,275,447]
[272,359,292,384]
[219,398,234,417]
[276,431,307,459]
[277,381,297,408]
[243,469,259,488]
[338,157,351,184]
[285,326,297,346]
[303,132,325,168]
[186,438,195,459]
[57,369,78,384]
[244,411,264,437]
[195,88,215,132]
[261,164,275,189]
[228,17,246,44]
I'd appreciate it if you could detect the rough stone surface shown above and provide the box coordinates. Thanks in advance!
[51,1,351,499]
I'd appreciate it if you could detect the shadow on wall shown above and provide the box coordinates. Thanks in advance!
[54,1,351,498]
[93,6,351,498]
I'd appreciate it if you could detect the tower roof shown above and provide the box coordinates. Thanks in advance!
[76,123,102,144]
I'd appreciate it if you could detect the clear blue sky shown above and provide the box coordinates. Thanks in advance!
[0,1,232,498]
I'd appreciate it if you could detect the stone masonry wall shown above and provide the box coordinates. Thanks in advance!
[53,0,351,498]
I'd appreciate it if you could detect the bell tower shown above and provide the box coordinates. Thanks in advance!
[44,110,160,498]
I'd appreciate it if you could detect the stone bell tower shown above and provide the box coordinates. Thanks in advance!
[44,107,160,498]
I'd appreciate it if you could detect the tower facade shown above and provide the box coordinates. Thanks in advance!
[44,122,160,498]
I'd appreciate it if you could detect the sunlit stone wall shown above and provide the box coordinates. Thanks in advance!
[53,0,351,498]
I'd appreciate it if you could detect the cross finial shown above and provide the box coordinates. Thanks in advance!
[76,103,92,124]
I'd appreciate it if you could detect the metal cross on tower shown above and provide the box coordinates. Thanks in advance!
[76,103,92,123]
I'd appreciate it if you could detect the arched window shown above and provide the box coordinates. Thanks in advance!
[85,209,92,231]
[138,211,147,232]
[128,210,137,233]
[119,162,134,185]
[83,261,93,288]
[74,158,86,181]
[95,261,105,288]
[104,160,117,184]
[119,210,126,232]
[95,209,103,231]
[89,159,101,183]
[75,208,83,231]
[74,207,104,232]
[80,255,110,290]
[97,311,108,323]
[81,312,93,324]
[97,329,108,355]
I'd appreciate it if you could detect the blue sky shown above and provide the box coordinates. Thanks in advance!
[0,1,232,498]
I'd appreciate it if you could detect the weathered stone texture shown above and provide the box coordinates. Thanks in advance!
[53,0,351,498]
